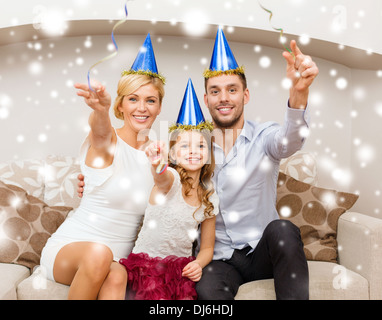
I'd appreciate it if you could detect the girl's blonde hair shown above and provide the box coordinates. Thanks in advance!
[113,74,165,120]
[168,129,216,220]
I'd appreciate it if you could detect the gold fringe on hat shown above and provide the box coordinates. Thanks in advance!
[121,69,166,84]
[203,66,245,79]
[169,121,214,133]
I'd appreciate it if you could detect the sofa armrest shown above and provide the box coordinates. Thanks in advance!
[337,211,382,299]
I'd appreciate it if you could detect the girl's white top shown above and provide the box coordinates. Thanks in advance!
[43,131,153,261]
[132,167,219,258]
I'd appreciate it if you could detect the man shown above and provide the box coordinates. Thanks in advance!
[194,28,318,300]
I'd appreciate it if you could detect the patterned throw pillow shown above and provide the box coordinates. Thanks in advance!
[0,181,72,269]
[43,155,81,208]
[279,151,318,186]
[0,159,45,200]
[276,172,359,263]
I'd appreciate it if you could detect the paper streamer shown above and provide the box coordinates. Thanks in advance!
[258,1,294,57]
[151,146,168,175]
[87,1,130,92]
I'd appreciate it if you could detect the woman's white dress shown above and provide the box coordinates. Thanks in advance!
[40,132,153,281]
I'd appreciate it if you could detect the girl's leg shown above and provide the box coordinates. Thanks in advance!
[53,242,114,300]
[97,261,128,300]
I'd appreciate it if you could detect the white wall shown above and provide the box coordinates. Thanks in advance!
[350,69,382,217]
[2,0,382,54]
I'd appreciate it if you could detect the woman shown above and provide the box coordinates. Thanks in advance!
[40,34,165,300]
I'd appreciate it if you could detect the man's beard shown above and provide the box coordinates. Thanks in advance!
[211,102,244,129]
[212,114,241,129]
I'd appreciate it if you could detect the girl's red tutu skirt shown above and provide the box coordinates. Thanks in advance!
[119,252,197,300]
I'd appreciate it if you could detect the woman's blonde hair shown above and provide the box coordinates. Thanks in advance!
[168,129,216,220]
[113,74,165,120]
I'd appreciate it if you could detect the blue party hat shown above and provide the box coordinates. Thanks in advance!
[122,33,165,83]
[203,27,244,79]
[169,79,213,132]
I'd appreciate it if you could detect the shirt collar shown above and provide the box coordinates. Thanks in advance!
[238,120,254,142]
[213,120,254,151]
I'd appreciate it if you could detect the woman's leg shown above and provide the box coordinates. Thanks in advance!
[53,242,114,300]
[98,261,128,300]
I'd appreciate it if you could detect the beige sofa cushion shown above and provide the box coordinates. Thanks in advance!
[235,261,369,300]
[17,266,69,300]
[0,263,30,300]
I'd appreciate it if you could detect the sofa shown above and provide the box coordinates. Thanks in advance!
[0,152,381,300]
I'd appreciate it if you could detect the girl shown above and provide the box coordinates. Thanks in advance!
[119,126,218,300]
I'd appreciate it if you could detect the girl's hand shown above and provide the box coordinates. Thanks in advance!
[145,141,167,168]
[74,80,111,112]
[182,261,202,282]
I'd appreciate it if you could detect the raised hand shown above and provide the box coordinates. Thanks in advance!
[283,40,319,109]
[145,141,168,169]
[74,80,112,113]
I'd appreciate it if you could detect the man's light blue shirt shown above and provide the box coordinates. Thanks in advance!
[212,105,309,260]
